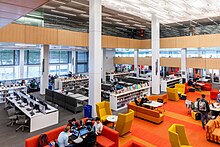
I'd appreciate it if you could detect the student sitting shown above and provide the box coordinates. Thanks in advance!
[83,126,96,147]
[67,118,80,130]
[140,95,149,106]
[57,126,76,147]
[193,98,200,112]
[134,97,140,106]
[93,117,103,135]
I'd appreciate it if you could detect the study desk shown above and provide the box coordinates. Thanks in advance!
[6,95,59,132]
[143,101,165,111]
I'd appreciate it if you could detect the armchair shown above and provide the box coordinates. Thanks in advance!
[168,124,192,147]
[96,101,112,122]
[167,88,179,101]
[115,109,134,136]
[175,84,185,95]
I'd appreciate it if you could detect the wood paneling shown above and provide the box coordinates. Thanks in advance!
[160,38,176,48]
[206,58,220,69]
[160,58,181,67]
[117,37,130,48]
[138,57,151,65]
[199,34,220,47]
[139,39,151,49]
[0,24,25,43]
[114,57,134,65]
[176,36,200,48]
[25,25,58,45]
[130,39,141,49]
[187,58,206,68]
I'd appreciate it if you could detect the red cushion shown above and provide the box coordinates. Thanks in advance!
[210,89,219,100]
[97,135,115,147]
[121,140,147,147]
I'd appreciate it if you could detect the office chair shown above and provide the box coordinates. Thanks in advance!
[7,107,17,127]
[15,115,29,132]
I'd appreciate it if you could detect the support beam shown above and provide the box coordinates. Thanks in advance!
[181,48,187,83]
[134,49,139,77]
[40,45,49,95]
[19,48,24,79]
[102,49,106,83]
[151,14,160,94]
[89,0,102,117]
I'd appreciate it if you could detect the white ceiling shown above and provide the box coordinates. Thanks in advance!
[102,0,220,24]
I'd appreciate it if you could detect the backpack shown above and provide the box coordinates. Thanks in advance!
[38,134,49,147]
[198,100,207,112]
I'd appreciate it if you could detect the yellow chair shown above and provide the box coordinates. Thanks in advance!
[96,101,112,122]
[115,109,134,136]
[175,84,185,95]
[168,124,192,147]
[167,87,179,101]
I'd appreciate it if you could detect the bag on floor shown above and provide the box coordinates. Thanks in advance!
[195,113,201,120]
[38,134,49,147]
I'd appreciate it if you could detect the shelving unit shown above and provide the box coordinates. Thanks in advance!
[160,77,181,92]
[0,86,27,103]
[110,85,150,111]
[55,77,89,90]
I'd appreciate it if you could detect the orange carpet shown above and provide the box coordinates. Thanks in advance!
[119,91,219,147]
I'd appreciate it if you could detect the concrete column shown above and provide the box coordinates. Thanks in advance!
[19,48,24,78]
[181,48,187,83]
[102,49,106,83]
[151,14,160,94]
[40,45,49,95]
[72,50,76,74]
[134,49,139,77]
[89,0,102,117]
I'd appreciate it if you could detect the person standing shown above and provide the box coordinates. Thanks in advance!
[197,94,210,129]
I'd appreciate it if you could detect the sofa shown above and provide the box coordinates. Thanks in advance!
[121,140,147,147]
[167,87,179,101]
[210,89,219,100]
[147,94,168,103]
[206,116,220,143]
[185,82,191,93]
[128,102,164,124]
[175,84,185,95]
[25,118,119,147]
[198,82,212,91]
[115,109,134,136]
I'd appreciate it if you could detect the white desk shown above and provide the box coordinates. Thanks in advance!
[6,96,59,132]
[143,101,163,108]
[75,96,88,101]
[69,93,84,98]
[210,103,220,111]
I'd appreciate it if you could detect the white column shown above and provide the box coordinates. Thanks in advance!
[151,14,160,94]
[19,48,24,79]
[134,49,139,77]
[89,0,102,117]
[102,49,106,83]
[40,45,49,95]
[72,50,76,74]
[181,48,187,83]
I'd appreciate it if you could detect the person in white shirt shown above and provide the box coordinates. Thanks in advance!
[194,98,200,111]
[57,126,75,147]
[93,117,103,135]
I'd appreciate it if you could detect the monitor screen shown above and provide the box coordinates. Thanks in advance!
[23,98,28,104]
[79,128,88,136]
[34,104,40,110]
[30,101,34,108]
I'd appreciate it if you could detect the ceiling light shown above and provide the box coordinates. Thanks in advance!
[52,0,66,5]
[105,17,122,22]
[80,14,89,17]
[51,10,76,16]
[41,5,56,9]
[44,13,68,19]
[71,1,88,7]
[59,6,86,13]
[118,14,134,20]
[127,19,140,24]
[115,22,129,26]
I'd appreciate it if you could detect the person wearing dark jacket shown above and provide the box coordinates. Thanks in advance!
[197,94,210,129]
[83,126,96,147]
[140,95,149,107]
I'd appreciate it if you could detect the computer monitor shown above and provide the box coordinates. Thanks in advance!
[79,128,88,136]
[34,104,40,111]
[20,91,26,95]
[30,101,34,108]
[30,95,34,100]
[23,98,28,105]
[39,101,49,110]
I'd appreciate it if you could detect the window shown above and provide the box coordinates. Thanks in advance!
[24,50,41,65]
[24,65,40,78]
[49,50,72,64]
[0,50,19,65]
[76,51,88,73]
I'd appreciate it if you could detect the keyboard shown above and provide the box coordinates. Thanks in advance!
[30,111,35,116]
[26,108,32,111]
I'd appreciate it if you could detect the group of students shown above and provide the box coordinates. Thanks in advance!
[57,117,103,147]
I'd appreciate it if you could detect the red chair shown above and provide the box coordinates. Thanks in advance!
[121,140,147,147]
[210,89,219,100]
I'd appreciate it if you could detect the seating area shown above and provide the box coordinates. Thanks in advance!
[96,101,112,123]
[128,102,164,124]
[206,116,220,144]
[167,87,179,101]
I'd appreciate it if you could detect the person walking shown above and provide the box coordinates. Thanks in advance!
[197,94,210,129]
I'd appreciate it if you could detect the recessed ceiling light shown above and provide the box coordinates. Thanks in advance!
[80,14,89,17]
[41,5,56,9]
[71,1,88,7]
[52,0,66,5]
[59,6,86,13]
[115,22,129,26]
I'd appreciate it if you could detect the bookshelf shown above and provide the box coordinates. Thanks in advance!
[55,77,89,90]
[110,83,150,111]
[160,77,181,92]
